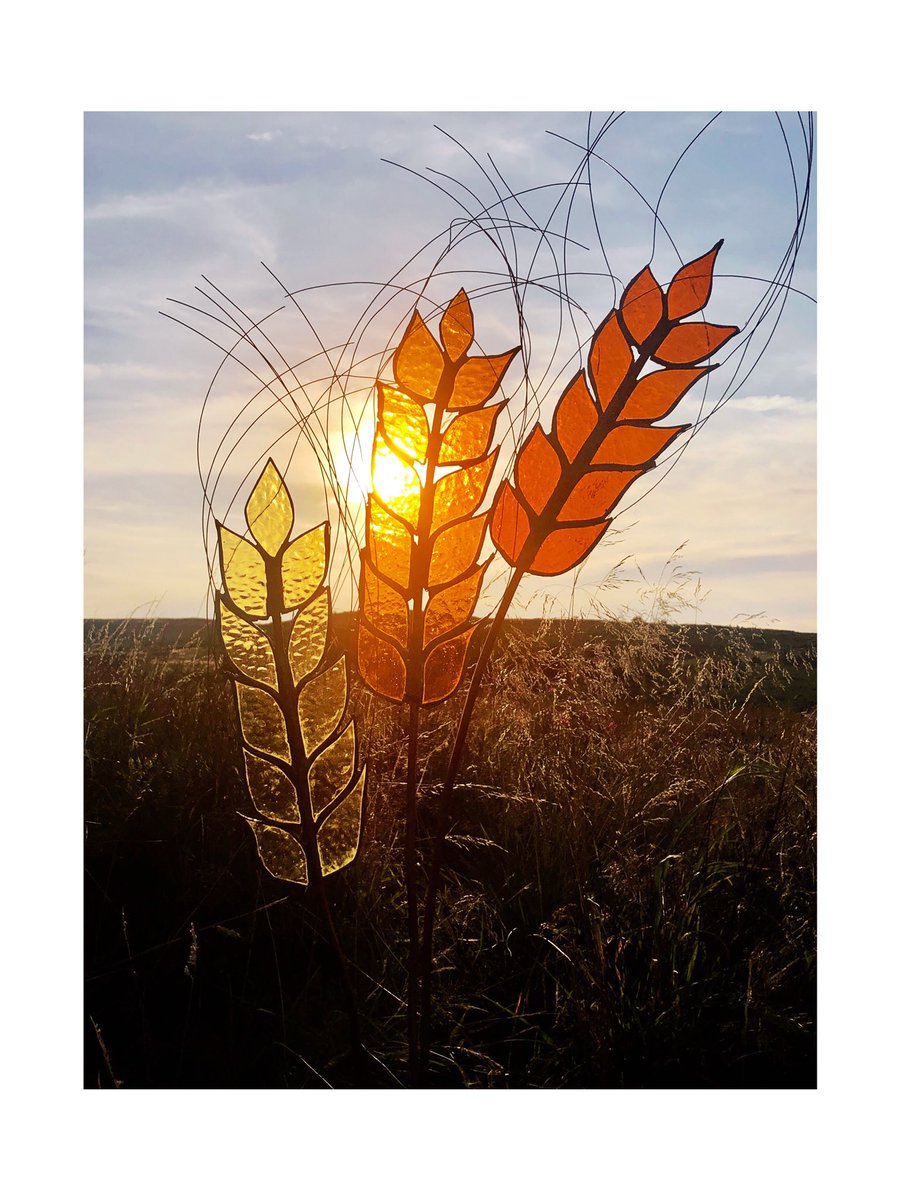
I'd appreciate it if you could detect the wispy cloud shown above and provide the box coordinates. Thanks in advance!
[729,393,815,414]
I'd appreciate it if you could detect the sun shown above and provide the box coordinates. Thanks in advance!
[337,410,423,525]
[371,430,421,525]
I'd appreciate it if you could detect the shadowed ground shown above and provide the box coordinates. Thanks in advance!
[84,617,815,1088]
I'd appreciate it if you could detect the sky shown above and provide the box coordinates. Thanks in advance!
[85,111,816,629]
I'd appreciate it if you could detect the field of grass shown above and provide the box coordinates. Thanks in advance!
[84,613,815,1088]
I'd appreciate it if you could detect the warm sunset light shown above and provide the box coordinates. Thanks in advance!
[86,112,816,1098]
[371,426,422,523]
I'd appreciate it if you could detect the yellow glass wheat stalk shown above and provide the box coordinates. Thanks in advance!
[216,460,366,1054]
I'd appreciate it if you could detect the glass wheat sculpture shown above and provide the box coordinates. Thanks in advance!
[217,461,366,887]
[417,242,740,1074]
[211,243,739,1084]
[355,289,519,1077]
[215,461,367,1058]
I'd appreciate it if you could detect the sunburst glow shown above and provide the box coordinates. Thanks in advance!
[372,431,422,523]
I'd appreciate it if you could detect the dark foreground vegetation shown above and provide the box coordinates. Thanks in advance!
[84,615,815,1088]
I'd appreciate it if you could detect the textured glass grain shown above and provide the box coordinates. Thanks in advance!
[367,498,412,591]
[282,524,327,612]
[448,350,517,410]
[620,266,663,345]
[245,460,294,556]
[431,449,497,534]
[394,312,444,400]
[591,424,687,467]
[244,750,300,822]
[362,560,409,647]
[490,481,530,565]
[424,561,487,646]
[244,817,308,885]
[380,383,429,463]
[373,430,421,526]
[553,373,598,463]
[589,313,633,408]
[319,769,366,876]
[219,601,277,688]
[439,403,503,466]
[654,322,738,366]
[515,426,560,514]
[619,367,707,422]
[557,469,641,523]
[667,245,720,320]
[422,623,478,705]
[358,624,406,702]
[529,519,611,577]
[440,290,474,361]
[429,511,488,588]
[309,723,355,819]
[298,658,346,757]
[236,682,290,761]
[219,527,268,617]
[288,590,328,684]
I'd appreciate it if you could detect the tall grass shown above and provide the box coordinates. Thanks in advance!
[84,607,815,1088]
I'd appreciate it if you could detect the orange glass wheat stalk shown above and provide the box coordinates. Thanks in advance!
[356,291,519,1080]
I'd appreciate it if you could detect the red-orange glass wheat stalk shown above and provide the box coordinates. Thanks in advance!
[417,242,740,1077]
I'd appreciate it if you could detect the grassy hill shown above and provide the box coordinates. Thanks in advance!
[84,613,816,1087]
[84,615,816,710]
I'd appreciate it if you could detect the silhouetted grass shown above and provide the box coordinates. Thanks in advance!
[84,614,815,1088]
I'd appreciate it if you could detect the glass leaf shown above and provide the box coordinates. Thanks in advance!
[309,723,355,819]
[439,402,504,466]
[244,750,300,822]
[358,624,406,702]
[373,430,421,528]
[424,560,488,646]
[245,460,293,556]
[219,526,268,617]
[244,817,308,885]
[448,349,517,410]
[431,449,497,535]
[490,481,530,566]
[367,497,412,592]
[394,311,444,400]
[553,372,599,463]
[362,558,409,647]
[667,243,722,320]
[236,682,290,761]
[288,590,328,684]
[219,598,276,688]
[282,524,327,612]
[557,469,641,523]
[422,622,479,705]
[588,312,634,409]
[529,519,610,576]
[440,290,474,361]
[298,658,346,757]
[621,266,663,345]
[429,511,488,588]
[515,425,560,515]
[653,323,738,366]
[318,768,366,876]
[591,424,688,467]
[619,367,708,422]
[379,382,429,463]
